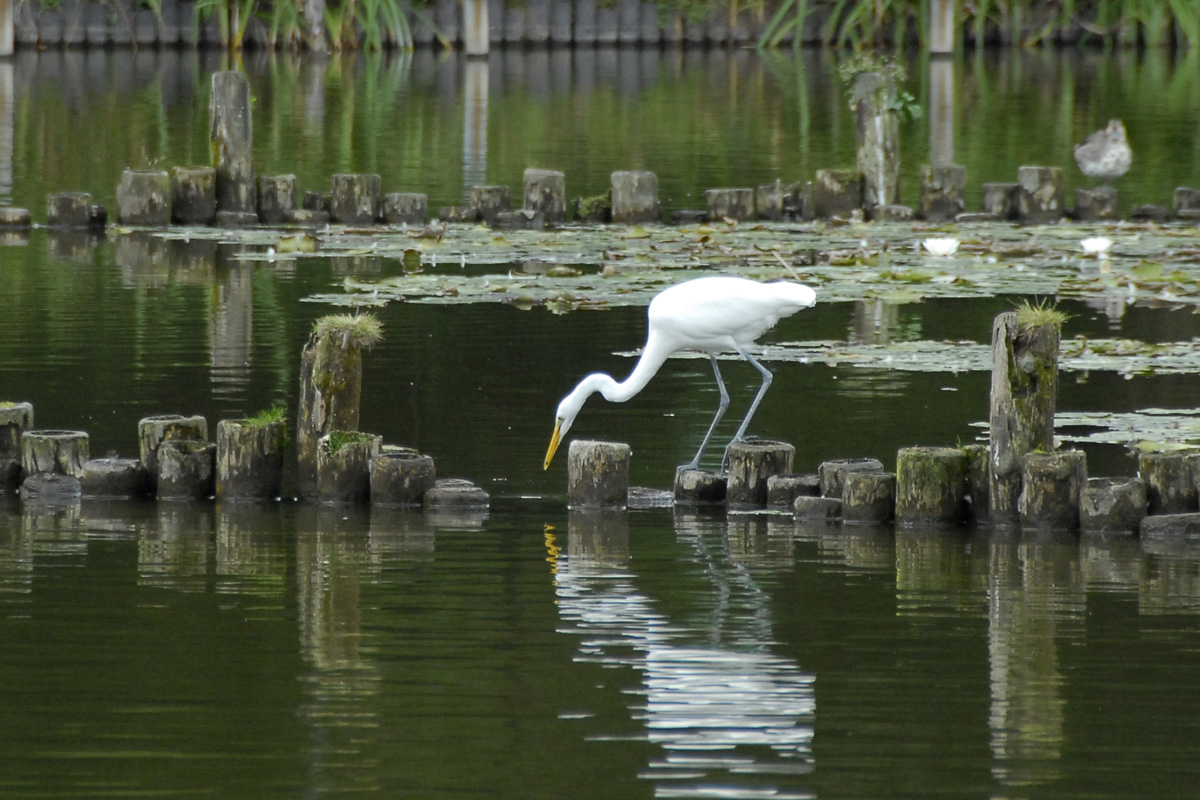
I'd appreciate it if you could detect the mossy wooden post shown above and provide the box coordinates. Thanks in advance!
[330,174,382,224]
[257,175,297,225]
[210,71,255,215]
[818,457,884,498]
[988,310,1060,527]
[704,188,755,222]
[138,414,208,492]
[1138,450,1199,515]
[611,170,660,224]
[1019,450,1086,531]
[81,458,149,499]
[297,314,382,501]
[1,402,34,490]
[469,185,511,225]
[726,440,794,508]
[370,447,437,507]
[216,418,287,501]
[47,192,94,228]
[674,468,727,506]
[842,470,896,524]
[767,473,820,509]
[21,430,89,478]
[157,440,217,501]
[567,439,630,509]
[813,169,863,218]
[523,168,567,223]
[895,446,968,527]
[1016,166,1064,223]
[1080,477,1147,534]
[852,72,901,219]
[116,169,171,226]
[962,443,990,525]
[317,431,381,504]
[171,166,217,225]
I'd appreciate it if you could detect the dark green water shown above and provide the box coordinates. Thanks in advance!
[3,47,1200,798]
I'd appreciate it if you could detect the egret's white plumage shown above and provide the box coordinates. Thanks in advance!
[544,276,817,470]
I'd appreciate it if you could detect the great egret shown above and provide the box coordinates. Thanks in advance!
[1074,119,1131,184]
[543,276,817,471]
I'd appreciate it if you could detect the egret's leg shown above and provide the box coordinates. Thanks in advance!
[680,354,730,471]
[731,345,774,442]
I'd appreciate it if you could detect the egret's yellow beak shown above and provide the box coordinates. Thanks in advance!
[544,419,564,470]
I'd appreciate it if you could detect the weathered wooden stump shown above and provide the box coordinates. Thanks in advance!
[574,194,612,223]
[170,167,218,225]
[1074,186,1118,220]
[524,168,567,223]
[303,191,331,213]
[1019,449,1086,530]
[989,311,1059,526]
[469,185,510,225]
[47,192,95,228]
[726,440,794,508]
[370,448,437,507]
[116,169,171,226]
[381,193,428,225]
[1016,166,1064,223]
[981,182,1018,219]
[567,439,631,509]
[316,431,381,504]
[705,188,755,222]
[20,472,83,503]
[673,468,727,505]
[785,181,814,220]
[139,414,208,491]
[81,457,150,498]
[0,402,34,459]
[842,470,896,524]
[895,446,968,527]
[297,315,381,500]
[1080,477,1147,534]
[919,164,967,221]
[794,495,843,523]
[611,170,660,223]
[767,473,820,509]
[210,71,256,214]
[1138,450,1199,515]
[818,457,884,498]
[813,169,863,218]
[0,207,32,230]
[424,477,490,509]
[962,443,990,525]
[1173,187,1200,219]
[157,439,216,501]
[330,174,382,224]
[852,71,901,217]
[755,180,787,222]
[256,174,297,225]
[1139,513,1200,539]
[215,419,287,501]
[21,430,90,478]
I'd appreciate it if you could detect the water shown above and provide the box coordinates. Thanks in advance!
[3,46,1200,798]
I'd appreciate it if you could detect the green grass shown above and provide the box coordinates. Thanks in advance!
[325,429,372,454]
[243,405,288,426]
[313,313,383,348]
[1016,297,1072,329]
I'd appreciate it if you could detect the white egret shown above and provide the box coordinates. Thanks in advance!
[543,276,817,471]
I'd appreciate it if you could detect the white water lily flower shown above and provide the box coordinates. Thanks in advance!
[921,237,960,257]
[1081,236,1113,256]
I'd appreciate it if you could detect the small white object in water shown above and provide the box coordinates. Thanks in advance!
[1081,236,1113,256]
[921,237,960,257]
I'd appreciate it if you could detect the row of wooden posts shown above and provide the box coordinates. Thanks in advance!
[564,309,1200,537]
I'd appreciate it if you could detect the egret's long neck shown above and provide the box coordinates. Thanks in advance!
[575,336,674,406]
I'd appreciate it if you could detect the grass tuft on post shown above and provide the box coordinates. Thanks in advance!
[313,313,384,349]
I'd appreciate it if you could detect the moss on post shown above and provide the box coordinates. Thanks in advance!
[895,446,968,527]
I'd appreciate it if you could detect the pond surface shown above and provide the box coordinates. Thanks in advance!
[2,47,1200,799]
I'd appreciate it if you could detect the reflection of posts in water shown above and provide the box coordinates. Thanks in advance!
[0,62,10,199]
[210,255,254,396]
[463,59,489,194]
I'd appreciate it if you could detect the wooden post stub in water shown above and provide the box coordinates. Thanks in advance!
[210,71,255,214]
[157,439,216,500]
[81,457,150,499]
[919,165,966,221]
[611,170,660,224]
[463,0,489,54]
[47,192,95,228]
[0,207,31,230]
[330,173,382,224]
[116,169,171,226]
[0,401,34,461]
[1074,186,1118,221]
[1019,449,1086,531]
[818,457,884,498]
[852,72,902,219]
[20,472,82,503]
[215,419,287,501]
[139,414,208,492]
[1137,451,1199,515]
[726,440,794,508]
[370,448,437,507]
[895,446,968,527]
[981,182,1018,219]
[524,168,567,223]
[813,168,863,218]
[21,429,90,478]
[469,185,511,225]
[171,167,217,225]
[256,174,297,225]
[962,443,990,525]
[424,477,491,509]
[1174,187,1200,219]
[316,431,381,504]
[1080,477,1147,534]
[794,495,843,523]
[1016,166,1064,223]
[756,180,787,221]
[989,311,1059,527]
[704,188,755,222]
[382,193,428,226]
[567,439,631,509]
[842,470,896,524]
[674,468,727,506]
[767,473,820,509]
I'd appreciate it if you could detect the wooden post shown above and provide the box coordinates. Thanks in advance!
[895,446,968,527]
[464,0,489,54]
[370,448,437,507]
[674,468,727,506]
[818,457,884,498]
[469,185,510,225]
[813,169,863,218]
[210,71,255,215]
[256,175,297,225]
[920,165,966,221]
[0,401,32,490]
[21,430,90,478]
[330,174,382,224]
[116,170,172,226]
[1137,451,1200,515]
[704,188,755,222]
[0,0,12,56]
[171,167,218,226]
[842,470,896,524]
[316,431,381,504]
[523,168,567,223]
[381,193,428,226]
[989,312,1059,526]
[726,440,794,508]
[424,477,490,509]
[929,0,955,54]
[47,192,95,228]
[1016,166,1064,223]
[81,458,150,499]
[852,72,901,218]
[1080,477,1146,534]
[1019,450,1086,531]
[567,439,631,509]
[215,419,287,501]
[1074,186,1119,220]
[767,473,820,509]
[611,171,660,224]
[156,440,217,501]
[139,414,208,492]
